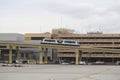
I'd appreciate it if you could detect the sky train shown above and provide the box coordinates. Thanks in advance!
[41,39,80,46]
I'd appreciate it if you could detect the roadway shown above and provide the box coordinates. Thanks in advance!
[0,65,120,80]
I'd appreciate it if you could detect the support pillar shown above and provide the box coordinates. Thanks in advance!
[52,49,58,63]
[23,53,26,59]
[112,57,114,64]
[16,46,20,61]
[79,51,82,62]
[75,49,79,65]
[9,45,12,64]
[0,49,1,59]
[39,46,43,64]
[44,48,48,64]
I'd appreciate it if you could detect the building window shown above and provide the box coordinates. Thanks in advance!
[79,42,113,44]
[114,42,120,44]
[4,54,8,56]
[0,46,6,48]
[31,37,44,40]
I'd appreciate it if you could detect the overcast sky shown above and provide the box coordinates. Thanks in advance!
[0,0,120,34]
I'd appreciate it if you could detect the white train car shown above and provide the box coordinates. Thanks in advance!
[61,40,80,46]
[41,39,80,46]
[41,39,58,44]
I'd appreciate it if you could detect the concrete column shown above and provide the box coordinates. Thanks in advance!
[0,49,1,59]
[23,53,26,59]
[9,45,12,64]
[39,46,43,64]
[112,57,114,64]
[16,46,20,61]
[75,49,79,65]
[52,49,58,63]
[79,51,82,62]
[44,48,48,64]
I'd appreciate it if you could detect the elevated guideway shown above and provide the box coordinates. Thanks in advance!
[0,41,120,64]
[0,41,120,53]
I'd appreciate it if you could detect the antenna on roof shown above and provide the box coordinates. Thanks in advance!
[99,25,103,33]
[60,16,63,29]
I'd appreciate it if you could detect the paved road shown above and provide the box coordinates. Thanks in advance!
[0,65,120,80]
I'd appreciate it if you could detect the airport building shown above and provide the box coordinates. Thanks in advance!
[25,28,120,64]
[0,29,120,64]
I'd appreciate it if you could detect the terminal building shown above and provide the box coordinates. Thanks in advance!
[25,28,120,64]
[0,33,24,63]
[0,33,52,64]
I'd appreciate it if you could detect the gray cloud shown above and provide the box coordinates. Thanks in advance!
[108,3,120,14]
[39,0,120,20]
[39,1,96,19]
[0,0,120,33]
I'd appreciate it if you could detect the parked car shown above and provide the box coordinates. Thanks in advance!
[94,61,104,65]
[79,61,86,65]
[2,63,8,66]
[70,61,75,64]
[116,61,120,65]
[61,62,69,65]
[13,63,23,67]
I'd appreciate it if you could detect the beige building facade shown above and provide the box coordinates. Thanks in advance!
[25,29,120,64]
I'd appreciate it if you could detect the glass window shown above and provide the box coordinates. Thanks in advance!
[31,37,44,40]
